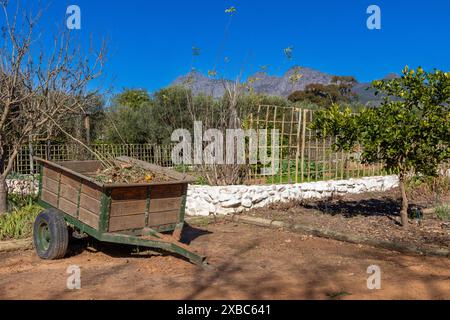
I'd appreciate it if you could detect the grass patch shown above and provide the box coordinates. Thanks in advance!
[435,204,450,222]
[187,216,211,228]
[7,193,38,212]
[0,204,42,241]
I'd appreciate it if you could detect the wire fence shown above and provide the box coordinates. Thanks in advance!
[8,143,175,175]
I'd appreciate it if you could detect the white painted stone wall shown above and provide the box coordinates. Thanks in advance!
[6,179,39,195]
[186,175,399,216]
[7,175,400,216]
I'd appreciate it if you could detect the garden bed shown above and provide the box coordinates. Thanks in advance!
[246,189,450,253]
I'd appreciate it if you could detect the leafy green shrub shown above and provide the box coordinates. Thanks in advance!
[0,205,42,241]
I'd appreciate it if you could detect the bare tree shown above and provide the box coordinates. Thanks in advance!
[180,75,249,186]
[0,1,106,213]
[211,78,247,185]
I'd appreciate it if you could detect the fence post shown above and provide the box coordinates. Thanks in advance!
[294,109,302,184]
[279,112,285,184]
[28,137,34,174]
[300,109,307,183]
[272,106,278,184]
[46,140,51,161]
[84,114,91,145]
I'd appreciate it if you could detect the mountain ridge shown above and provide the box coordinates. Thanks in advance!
[171,66,399,104]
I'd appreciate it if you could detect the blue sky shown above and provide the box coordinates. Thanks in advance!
[17,0,450,93]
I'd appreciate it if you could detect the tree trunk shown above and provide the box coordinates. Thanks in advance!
[399,174,409,228]
[84,114,91,145]
[0,175,8,215]
[29,137,34,174]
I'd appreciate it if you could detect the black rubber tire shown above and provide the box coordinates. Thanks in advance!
[33,209,69,260]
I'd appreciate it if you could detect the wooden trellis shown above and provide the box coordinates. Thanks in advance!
[246,105,386,184]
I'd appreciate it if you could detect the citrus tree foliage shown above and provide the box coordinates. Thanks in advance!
[311,67,450,227]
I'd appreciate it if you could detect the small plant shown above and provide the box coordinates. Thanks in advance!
[190,216,211,228]
[270,159,324,183]
[435,204,450,222]
[8,194,38,212]
[195,176,209,185]
[0,205,42,241]
[326,291,352,299]
[174,164,191,173]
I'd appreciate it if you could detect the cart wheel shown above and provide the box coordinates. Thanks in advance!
[33,209,69,260]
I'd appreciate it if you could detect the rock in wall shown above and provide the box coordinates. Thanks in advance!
[6,179,39,195]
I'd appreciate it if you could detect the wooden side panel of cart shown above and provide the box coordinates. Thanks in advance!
[38,158,188,234]
[108,184,186,232]
[41,163,103,230]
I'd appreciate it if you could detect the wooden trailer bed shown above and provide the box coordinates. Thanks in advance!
[33,156,207,266]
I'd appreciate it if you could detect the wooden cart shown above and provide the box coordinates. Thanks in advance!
[33,156,207,266]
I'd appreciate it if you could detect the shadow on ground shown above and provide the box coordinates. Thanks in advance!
[66,224,211,262]
[302,197,402,218]
[182,231,450,300]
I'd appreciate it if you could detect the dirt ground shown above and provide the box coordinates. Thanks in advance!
[0,221,449,300]
[248,189,450,251]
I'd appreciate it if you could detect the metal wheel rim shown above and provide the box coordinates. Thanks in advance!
[37,221,51,251]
